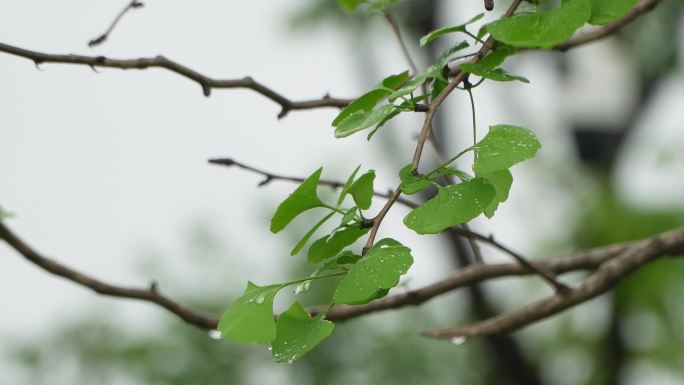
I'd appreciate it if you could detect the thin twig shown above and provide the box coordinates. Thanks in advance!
[383,12,420,76]
[88,0,144,47]
[208,158,419,209]
[0,42,351,118]
[422,227,684,339]
[450,228,570,292]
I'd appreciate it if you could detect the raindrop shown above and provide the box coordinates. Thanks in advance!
[294,280,311,295]
[268,346,272,351]
[450,336,467,346]
[255,294,266,304]
[288,356,296,364]
[208,330,223,340]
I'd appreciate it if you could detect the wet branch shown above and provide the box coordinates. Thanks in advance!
[0,42,350,118]
[422,227,684,340]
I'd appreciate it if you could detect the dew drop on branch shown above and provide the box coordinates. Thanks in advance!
[208,330,223,340]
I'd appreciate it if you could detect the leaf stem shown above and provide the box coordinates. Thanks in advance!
[466,86,478,160]
[323,204,346,215]
[280,272,347,288]
[423,147,474,179]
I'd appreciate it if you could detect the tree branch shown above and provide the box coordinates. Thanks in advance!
[422,227,684,340]
[0,42,351,118]
[0,221,218,329]
[88,0,144,47]
[5,219,673,329]
[207,157,420,210]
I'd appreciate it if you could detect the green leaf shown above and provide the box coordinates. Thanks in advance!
[308,225,370,263]
[389,65,442,102]
[381,70,411,89]
[590,0,637,25]
[335,104,397,138]
[403,178,496,234]
[420,13,484,46]
[347,170,375,210]
[487,0,592,49]
[399,164,432,195]
[218,282,282,344]
[333,240,413,305]
[291,212,335,256]
[271,302,334,363]
[318,251,363,274]
[477,44,517,69]
[367,108,401,140]
[472,125,542,175]
[332,71,408,127]
[339,208,358,227]
[480,169,513,218]
[270,168,326,233]
[432,166,473,181]
[333,89,388,127]
[338,0,365,12]
[430,78,448,102]
[435,41,471,69]
[337,165,362,206]
[459,64,530,83]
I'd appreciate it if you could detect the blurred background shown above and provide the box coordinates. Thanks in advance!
[1,0,684,384]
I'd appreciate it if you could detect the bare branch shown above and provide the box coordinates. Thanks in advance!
[207,157,420,210]
[383,12,420,76]
[3,218,679,328]
[556,0,663,51]
[450,228,570,293]
[0,221,218,329]
[88,0,145,47]
[0,42,351,118]
[327,239,637,320]
[422,227,684,340]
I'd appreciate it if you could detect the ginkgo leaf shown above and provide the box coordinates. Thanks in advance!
[472,125,541,175]
[308,225,370,263]
[218,282,282,344]
[332,71,408,131]
[419,13,484,46]
[347,170,375,210]
[333,239,413,305]
[403,178,496,234]
[271,302,334,363]
[590,0,638,25]
[338,0,365,12]
[459,64,530,83]
[479,169,513,218]
[487,0,592,49]
[270,168,326,233]
[399,164,432,195]
[290,212,335,256]
[335,104,396,138]
[337,165,362,206]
